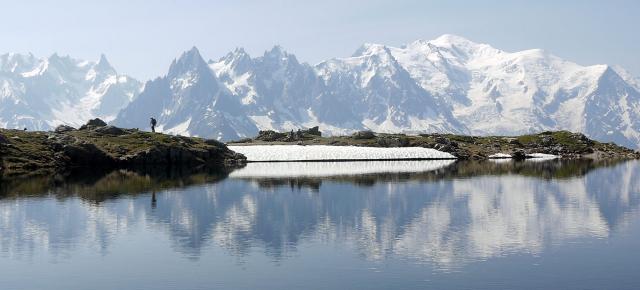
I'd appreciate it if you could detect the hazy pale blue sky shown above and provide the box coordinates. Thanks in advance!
[1,0,638,80]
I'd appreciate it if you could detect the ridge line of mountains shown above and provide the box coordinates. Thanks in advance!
[2,34,640,148]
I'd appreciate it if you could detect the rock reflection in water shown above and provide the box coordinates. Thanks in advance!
[0,160,639,270]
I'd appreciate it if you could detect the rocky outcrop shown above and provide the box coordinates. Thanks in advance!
[54,125,75,133]
[1,119,246,176]
[79,118,108,130]
[93,125,127,136]
[254,127,323,142]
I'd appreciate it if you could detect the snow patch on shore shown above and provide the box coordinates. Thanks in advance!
[228,145,455,162]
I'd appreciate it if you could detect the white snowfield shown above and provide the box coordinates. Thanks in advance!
[228,145,455,162]
[229,160,456,178]
[526,153,560,160]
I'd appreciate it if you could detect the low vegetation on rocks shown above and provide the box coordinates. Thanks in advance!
[0,119,246,177]
[229,129,640,160]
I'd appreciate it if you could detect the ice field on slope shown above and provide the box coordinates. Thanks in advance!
[229,160,456,178]
[227,145,456,162]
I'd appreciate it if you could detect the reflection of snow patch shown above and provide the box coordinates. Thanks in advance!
[229,160,455,178]
[228,145,455,161]
[527,153,559,160]
[488,153,512,159]
[490,158,512,164]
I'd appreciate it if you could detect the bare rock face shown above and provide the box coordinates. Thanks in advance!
[60,142,115,167]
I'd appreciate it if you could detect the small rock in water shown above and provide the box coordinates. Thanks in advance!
[512,150,527,160]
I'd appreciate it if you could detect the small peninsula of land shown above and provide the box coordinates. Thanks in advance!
[0,119,246,177]
[229,128,640,160]
[3,122,639,178]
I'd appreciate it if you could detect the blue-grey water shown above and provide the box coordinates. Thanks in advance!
[1,160,639,290]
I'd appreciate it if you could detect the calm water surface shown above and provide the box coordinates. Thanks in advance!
[1,160,639,290]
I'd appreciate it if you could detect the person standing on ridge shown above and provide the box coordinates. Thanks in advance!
[150,117,157,133]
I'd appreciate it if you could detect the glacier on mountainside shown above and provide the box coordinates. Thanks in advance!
[113,47,258,141]
[3,34,640,148]
[0,53,141,130]
[116,35,640,147]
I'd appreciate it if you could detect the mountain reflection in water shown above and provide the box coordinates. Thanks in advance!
[0,159,639,272]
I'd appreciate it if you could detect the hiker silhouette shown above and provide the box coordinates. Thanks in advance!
[150,117,157,133]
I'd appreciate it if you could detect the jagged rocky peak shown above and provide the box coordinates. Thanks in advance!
[262,45,300,65]
[0,52,38,73]
[167,46,211,77]
[0,51,141,131]
[212,47,254,75]
[95,53,115,72]
[222,47,251,63]
[3,36,640,147]
[264,45,286,57]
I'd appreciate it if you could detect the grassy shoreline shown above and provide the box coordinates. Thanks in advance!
[229,129,640,160]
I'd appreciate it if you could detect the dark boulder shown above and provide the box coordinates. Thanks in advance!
[79,118,107,130]
[512,150,527,160]
[55,125,76,133]
[306,126,321,136]
[0,133,8,144]
[93,125,126,136]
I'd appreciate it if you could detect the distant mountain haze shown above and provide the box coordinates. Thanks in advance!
[2,35,640,148]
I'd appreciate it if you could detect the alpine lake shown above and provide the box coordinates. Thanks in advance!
[1,159,639,290]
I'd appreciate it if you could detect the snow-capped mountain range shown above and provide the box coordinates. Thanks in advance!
[0,53,141,129]
[3,35,640,148]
